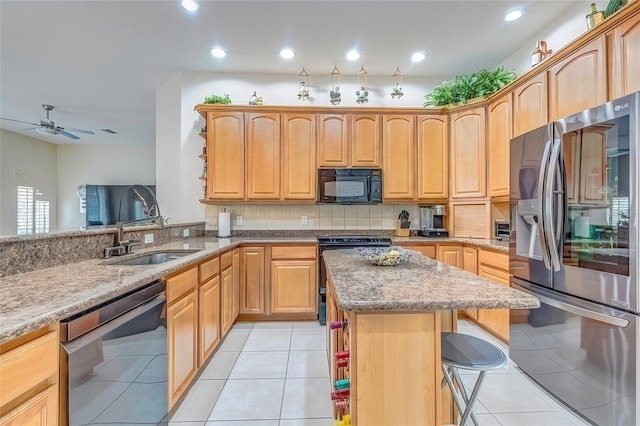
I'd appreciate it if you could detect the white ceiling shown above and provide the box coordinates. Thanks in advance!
[0,0,583,146]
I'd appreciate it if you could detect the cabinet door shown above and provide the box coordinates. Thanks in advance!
[221,267,233,335]
[417,115,448,200]
[318,115,348,167]
[450,107,486,198]
[232,248,240,320]
[477,265,510,341]
[488,94,512,198]
[611,13,640,98]
[437,245,462,268]
[399,244,437,259]
[513,73,548,137]
[207,112,245,200]
[240,247,266,314]
[549,35,606,120]
[350,114,381,167]
[246,113,280,200]
[167,290,198,408]
[0,385,57,426]
[270,259,317,313]
[198,276,220,367]
[462,247,479,319]
[382,115,415,200]
[282,114,316,200]
[579,128,607,205]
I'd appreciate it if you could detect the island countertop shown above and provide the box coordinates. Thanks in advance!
[323,249,540,312]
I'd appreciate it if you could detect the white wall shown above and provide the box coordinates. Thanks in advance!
[56,144,155,231]
[0,129,58,235]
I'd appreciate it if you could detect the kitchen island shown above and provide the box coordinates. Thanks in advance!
[322,249,539,426]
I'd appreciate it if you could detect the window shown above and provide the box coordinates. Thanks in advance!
[16,174,50,235]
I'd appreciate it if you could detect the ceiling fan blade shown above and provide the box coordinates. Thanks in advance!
[58,130,80,140]
[0,117,39,126]
[63,127,95,135]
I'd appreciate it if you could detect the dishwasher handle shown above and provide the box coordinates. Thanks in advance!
[61,294,166,355]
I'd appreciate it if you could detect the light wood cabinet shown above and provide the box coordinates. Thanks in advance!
[282,114,316,200]
[317,114,348,167]
[476,249,510,342]
[0,385,58,426]
[417,115,448,200]
[450,107,486,199]
[207,112,245,200]
[270,245,317,314]
[382,115,415,200]
[198,275,220,367]
[462,247,479,319]
[398,244,437,259]
[246,113,280,200]
[240,246,266,314]
[167,287,198,408]
[350,114,381,167]
[488,94,512,198]
[437,245,462,268]
[232,248,240,320]
[221,265,234,335]
[513,72,548,137]
[548,35,607,120]
[611,12,640,98]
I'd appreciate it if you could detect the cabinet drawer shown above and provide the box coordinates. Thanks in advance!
[271,245,316,259]
[0,330,58,405]
[478,249,509,270]
[199,256,220,283]
[479,264,510,286]
[167,267,198,303]
[220,251,233,269]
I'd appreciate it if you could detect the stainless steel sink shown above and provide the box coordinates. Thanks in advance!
[107,250,200,265]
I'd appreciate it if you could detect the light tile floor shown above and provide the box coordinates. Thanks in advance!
[168,320,591,426]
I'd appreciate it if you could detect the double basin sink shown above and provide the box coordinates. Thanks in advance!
[106,249,200,266]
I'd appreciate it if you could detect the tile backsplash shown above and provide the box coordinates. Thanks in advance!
[205,204,422,232]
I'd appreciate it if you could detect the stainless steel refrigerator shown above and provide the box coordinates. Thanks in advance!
[509,92,639,426]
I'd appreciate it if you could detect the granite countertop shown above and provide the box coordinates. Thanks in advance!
[392,236,509,251]
[323,249,539,312]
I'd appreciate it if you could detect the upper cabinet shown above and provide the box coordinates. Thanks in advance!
[487,94,513,198]
[610,12,640,98]
[450,107,486,199]
[548,35,607,120]
[417,115,448,200]
[206,112,245,200]
[282,114,316,200]
[382,115,416,200]
[513,72,548,137]
[317,114,381,168]
[246,113,281,200]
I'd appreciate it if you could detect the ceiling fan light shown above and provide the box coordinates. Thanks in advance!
[35,127,56,136]
[181,0,201,12]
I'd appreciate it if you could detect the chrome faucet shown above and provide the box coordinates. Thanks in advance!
[104,185,163,258]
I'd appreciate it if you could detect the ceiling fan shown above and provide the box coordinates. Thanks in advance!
[1,104,95,140]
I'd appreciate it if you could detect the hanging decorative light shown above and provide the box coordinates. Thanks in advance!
[297,67,310,101]
[391,66,404,99]
[330,66,342,105]
[356,66,369,104]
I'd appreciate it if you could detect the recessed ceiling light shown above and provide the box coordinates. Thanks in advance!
[181,0,201,12]
[346,50,360,61]
[280,48,295,59]
[504,9,524,22]
[411,52,426,63]
[210,47,227,58]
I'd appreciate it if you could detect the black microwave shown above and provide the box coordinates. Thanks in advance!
[317,169,382,204]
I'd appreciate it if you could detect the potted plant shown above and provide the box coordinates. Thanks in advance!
[424,67,516,107]
[203,94,232,104]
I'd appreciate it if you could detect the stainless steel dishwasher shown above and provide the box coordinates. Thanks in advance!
[60,280,167,425]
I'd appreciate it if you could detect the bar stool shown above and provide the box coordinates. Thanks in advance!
[441,332,507,426]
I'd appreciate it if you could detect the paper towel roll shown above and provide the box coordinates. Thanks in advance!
[218,211,231,237]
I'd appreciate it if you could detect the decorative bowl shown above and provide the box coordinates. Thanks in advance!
[355,246,415,266]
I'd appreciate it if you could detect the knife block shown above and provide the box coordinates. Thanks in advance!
[395,220,410,237]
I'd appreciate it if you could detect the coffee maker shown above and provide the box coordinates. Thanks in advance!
[418,205,449,237]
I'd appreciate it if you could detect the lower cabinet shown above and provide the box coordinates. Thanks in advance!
[476,249,511,341]
[0,385,58,426]
[232,248,240,320]
[437,244,462,267]
[397,243,436,259]
[462,247,479,320]
[221,262,234,335]
[198,275,220,367]
[240,246,266,314]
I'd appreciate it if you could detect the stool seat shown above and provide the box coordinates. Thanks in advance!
[441,332,507,370]
[440,332,507,426]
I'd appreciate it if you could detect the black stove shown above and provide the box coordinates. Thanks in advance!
[317,235,392,324]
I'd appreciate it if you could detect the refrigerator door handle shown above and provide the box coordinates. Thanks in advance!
[545,136,563,272]
[514,284,630,328]
[537,137,552,270]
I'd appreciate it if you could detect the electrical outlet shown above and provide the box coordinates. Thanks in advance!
[144,233,154,244]
[236,215,243,226]
[301,215,308,225]
[183,229,190,238]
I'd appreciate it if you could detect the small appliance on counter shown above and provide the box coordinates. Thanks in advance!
[418,205,448,237]
[494,219,510,241]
